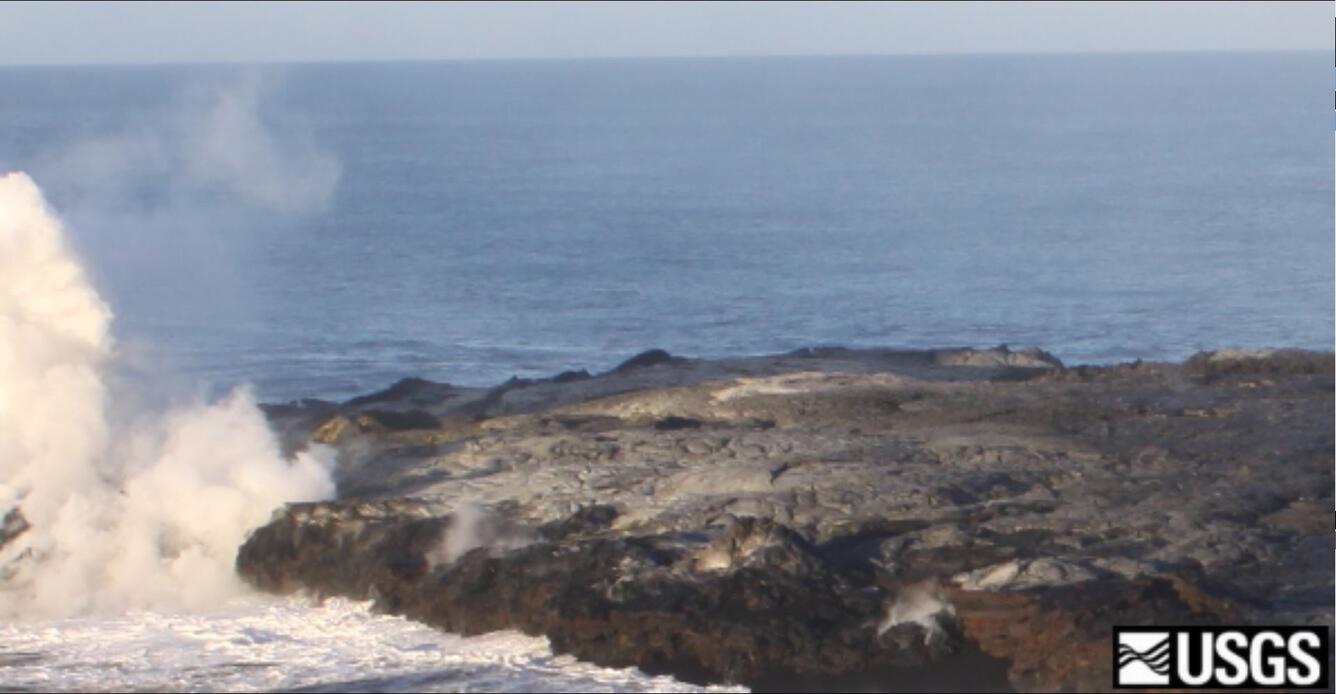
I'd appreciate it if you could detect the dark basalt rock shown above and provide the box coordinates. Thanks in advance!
[1183,348,1335,383]
[241,345,1333,692]
[236,500,446,597]
[237,503,1248,692]
[785,345,859,359]
[239,508,980,688]
[345,377,454,408]
[948,571,1244,692]
[614,348,681,372]
[653,415,704,431]
[553,369,593,383]
[537,503,621,542]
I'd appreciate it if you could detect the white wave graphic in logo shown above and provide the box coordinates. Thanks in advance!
[1117,632,1171,686]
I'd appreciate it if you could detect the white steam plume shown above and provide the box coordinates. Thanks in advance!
[876,581,956,645]
[42,73,340,216]
[425,503,534,569]
[34,74,342,339]
[0,172,334,618]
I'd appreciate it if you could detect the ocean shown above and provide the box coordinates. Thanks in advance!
[0,52,1330,692]
[0,52,1329,402]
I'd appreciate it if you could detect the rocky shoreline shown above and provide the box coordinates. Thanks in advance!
[238,345,1333,692]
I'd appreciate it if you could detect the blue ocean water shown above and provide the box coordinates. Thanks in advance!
[1,52,1330,401]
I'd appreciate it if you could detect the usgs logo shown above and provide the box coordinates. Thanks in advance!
[1114,627,1330,689]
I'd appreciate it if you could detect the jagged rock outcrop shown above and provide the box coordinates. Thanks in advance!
[241,346,1334,691]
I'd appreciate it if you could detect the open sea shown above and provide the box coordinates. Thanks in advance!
[0,52,1330,691]
[1,52,1330,402]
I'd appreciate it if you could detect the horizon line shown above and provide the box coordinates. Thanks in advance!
[0,46,1326,70]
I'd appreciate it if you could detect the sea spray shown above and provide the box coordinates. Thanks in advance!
[0,172,334,617]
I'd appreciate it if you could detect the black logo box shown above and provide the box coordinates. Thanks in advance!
[1113,626,1331,690]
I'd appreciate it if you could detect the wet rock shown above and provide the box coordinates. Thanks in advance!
[239,506,970,687]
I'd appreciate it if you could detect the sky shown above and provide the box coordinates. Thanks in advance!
[0,1,1327,66]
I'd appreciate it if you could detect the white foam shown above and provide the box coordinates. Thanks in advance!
[0,596,745,693]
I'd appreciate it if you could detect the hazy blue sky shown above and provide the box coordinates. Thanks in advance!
[0,1,1327,66]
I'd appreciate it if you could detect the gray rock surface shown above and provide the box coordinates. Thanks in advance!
[243,345,1334,691]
